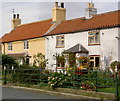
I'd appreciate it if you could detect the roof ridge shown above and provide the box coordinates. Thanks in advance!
[93,10,120,17]
[62,10,119,23]
[19,18,52,27]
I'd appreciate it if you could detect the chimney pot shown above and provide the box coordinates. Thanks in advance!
[88,3,90,8]
[55,2,58,7]
[92,3,94,8]
[13,14,16,19]
[61,2,64,8]
[17,14,19,19]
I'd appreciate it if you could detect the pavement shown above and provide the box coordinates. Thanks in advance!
[2,87,71,99]
[1,86,115,101]
[2,86,103,100]
[0,69,2,86]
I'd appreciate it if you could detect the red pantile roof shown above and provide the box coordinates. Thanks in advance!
[2,19,52,42]
[1,33,9,42]
[1,10,120,43]
[47,10,120,35]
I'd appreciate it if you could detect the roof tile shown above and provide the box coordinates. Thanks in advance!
[2,19,52,42]
[48,10,120,35]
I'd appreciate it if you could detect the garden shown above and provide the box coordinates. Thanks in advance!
[2,53,120,100]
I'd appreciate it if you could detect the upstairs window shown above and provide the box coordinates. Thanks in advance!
[56,35,64,48]
[88,31,100,45]
[24,40,29,49]
[8,42,12,50]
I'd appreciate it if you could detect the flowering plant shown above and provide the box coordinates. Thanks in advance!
[81,80,96,91]
[48,72,72,89]
[77,56,90,69]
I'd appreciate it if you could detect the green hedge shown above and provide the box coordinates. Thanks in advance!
[12,65,49,85]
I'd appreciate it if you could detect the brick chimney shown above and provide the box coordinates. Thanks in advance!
[85,2,97,19]
[52,2,66,22]
[11,14,21,29]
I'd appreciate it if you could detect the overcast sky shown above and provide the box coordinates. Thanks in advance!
[0,0,119,38]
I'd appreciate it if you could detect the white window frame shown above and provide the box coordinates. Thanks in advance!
[88,31,100,45]
[24,40,29,49]
[56,35,65,48]
[8,42,12,51]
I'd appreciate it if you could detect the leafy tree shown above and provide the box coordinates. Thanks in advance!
[33,53,48,69]
[2,54,18,69]
[68,53,76,67]
[55,53,65,67]
[110,61,120,72]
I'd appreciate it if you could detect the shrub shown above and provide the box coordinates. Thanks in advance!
[2,54,18,69]
[55,53,65,67]
[81,80,96,91]
[77,56,90,67]
[33,53,48,69]
[96,71,115,88]
[13,65,40,85]
[110,61,120,72]
[13,65,49,85]
[48,72,72,89]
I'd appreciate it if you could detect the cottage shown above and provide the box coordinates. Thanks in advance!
[1,2,67,65]
[1,2,120,70]
[45,2,120,71]
[1,14,53,65]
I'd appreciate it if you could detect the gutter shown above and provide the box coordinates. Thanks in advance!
[45,25,120,37]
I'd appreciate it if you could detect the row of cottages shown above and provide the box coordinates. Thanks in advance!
[1,2,120,71]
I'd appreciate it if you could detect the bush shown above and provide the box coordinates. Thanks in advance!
[2,54,18,69]
[81,80,96,91]
[13,65,49,85]
[48,72,73,89]
[13,65,40,85]
[96,71,115,88]
[33,53,48,69]
[110,61,120,72]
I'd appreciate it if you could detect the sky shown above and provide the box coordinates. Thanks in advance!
[0,0,120,38]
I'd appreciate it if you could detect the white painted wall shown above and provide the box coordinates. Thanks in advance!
[45,27,119,71]
[118,28,120,61]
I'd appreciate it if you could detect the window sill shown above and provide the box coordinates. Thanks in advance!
[56,46,64,48]
[88,43,100,46]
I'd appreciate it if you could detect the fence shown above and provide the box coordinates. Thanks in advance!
[2,68,120,101]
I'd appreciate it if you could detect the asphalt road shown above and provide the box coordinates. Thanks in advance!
[2,87,83,101]
[2,87,69,99]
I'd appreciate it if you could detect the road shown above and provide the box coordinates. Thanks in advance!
[0,69,2,85]
[2,87,82,100]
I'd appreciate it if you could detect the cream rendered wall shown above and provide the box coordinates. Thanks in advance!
[2,37,45,64]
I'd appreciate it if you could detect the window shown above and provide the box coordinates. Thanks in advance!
[8,42,12,50]
[56,35,64,48]
[89,55,100,68]
[88,31,100,45]
[24,40,29,49]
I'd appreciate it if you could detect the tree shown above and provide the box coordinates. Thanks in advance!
[110,61,120,72]
[33,53,48,69]
[55,53,65,67]
[2,54,18,69]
